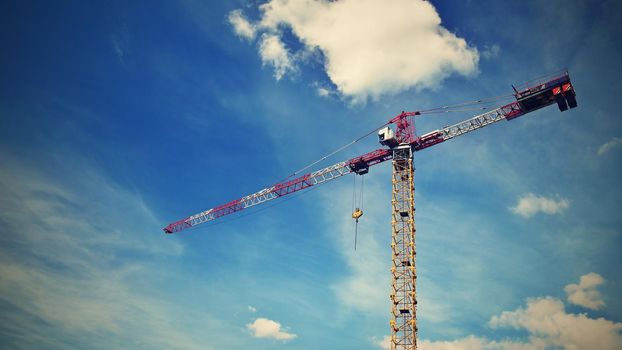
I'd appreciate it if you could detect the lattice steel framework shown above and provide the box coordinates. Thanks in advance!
[389,145,417,350]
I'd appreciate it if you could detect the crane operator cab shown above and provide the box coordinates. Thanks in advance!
[378,126,398,148]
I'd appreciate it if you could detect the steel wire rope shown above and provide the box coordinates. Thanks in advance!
[282,94,513,186]
[280,120,391,183]
[420,86,557,118]
[417,93,514,113]
[420,107,491,114]
[354,220,358,251]
[360,175,365,212]
[278,93,517,185]
[351,174,356,213]
[515,69,567,90]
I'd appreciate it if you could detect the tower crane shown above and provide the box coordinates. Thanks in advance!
[164,71,577,349]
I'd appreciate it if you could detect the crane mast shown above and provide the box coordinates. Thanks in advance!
[163,71,577,350]
[390,145,417,349]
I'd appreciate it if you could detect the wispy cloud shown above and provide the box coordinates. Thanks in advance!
[315,85,334,98]
[480,44,501,60]
[110,19,130,64]
[228,9,256,40]
[258,33,295,80]
[597,137,622,156]
[246,317,297,341]
[510,193,570,218]
[564,272,605,310]
[228,0,479,102]
[371,335,391,349]
[419,336,508,350]
[0,153,220,349]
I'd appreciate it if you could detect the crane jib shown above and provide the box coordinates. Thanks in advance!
[164,161,353,233]
[273,174,313,196]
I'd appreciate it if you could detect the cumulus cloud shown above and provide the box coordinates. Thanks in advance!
[597,137,622,156]
[372,335,391,349]
[246,318,297,341]
[259,33,295,80]
[510,193,570,218]
[228,9,256,40]
[489,297,622,350]
[229,0,479,102]
[416,282,621,349]
[248,305,257,313]
[564,272,606,310]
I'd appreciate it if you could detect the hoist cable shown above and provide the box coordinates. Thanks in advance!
[417,93,514,113]
[351,174,356,213]
[279,92,518,185]
[281,121,390,182]
[360,175,365,212]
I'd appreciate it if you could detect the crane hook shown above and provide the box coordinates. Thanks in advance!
[352,208,363,221]
[352,208,363,250]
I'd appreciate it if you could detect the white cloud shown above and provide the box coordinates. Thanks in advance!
[418,285,621,350]
[248,305,257,313]
[510,193,570,218]
[564,272,606,310]
[316,86,332,97]
[246,318,296,341]
[311,81,336,98]
[372,335,391,349]
[489,297,622,350]
[259,33,295,80]
[228,9,256,40]
[597,137,622,156]
[230,0,479,102]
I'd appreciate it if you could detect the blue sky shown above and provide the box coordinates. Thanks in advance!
[0,0,621,349]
